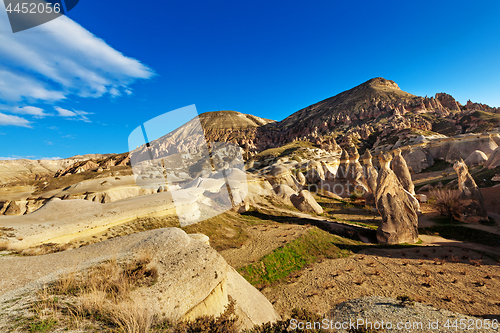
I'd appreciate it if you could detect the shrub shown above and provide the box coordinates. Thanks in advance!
[396,295,415,307]
[429,189,460,218]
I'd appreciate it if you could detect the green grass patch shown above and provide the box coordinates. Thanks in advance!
[238,228,353,287]
[419,226,500,248]
[28,318,57,333]
[182,211,259,251]
[256,141,316,159]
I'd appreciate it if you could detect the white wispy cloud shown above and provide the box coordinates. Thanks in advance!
[0,156,61,160]
[0,10,155,126]
[55,107,92,122]
[10,106,51,118]
[0,13,154,102]
[0,112,32,127]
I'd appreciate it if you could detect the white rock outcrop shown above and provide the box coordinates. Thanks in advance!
[0,228,280,330]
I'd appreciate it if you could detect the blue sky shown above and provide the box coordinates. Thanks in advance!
[1,0,500,159]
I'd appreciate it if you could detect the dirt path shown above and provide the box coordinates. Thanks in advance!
[419,235,500,257]
[254,204,377,242]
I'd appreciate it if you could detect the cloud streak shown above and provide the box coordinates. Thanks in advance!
[0,10,155,127]
[55,107,92,122]
[0,13,154,102]
[0,112,32,127]
[11,106,50,118]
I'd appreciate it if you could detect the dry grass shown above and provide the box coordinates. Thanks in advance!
[29,247,159,332]
[18,242,73,256]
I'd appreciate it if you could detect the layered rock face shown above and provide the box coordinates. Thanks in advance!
[452,161,488,223]
[55,153,130,177]
[0,154,114,184]
[375,153,418,244]
[131,111,275,162]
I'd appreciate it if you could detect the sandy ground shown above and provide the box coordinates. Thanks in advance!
[0,186,35,201]
[257,239,500,318]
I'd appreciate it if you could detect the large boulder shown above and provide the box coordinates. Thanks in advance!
[273,184,297,206]
[445,135,498,162]
[375,153,418,244]
[402,146,434,173]
[485,146,500,169]
[296,171,306,186]
[290,190,324,214]
[264,165,300,191]
[0,228,280,330]
[452,160,488,223]
[465,150,488,166]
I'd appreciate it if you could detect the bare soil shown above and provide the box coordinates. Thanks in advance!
[256,240,500,318]
[215,207,500,319]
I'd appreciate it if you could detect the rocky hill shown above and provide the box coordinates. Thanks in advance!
[255,77,500,151]
[0,154,113,185]
[61,79,500,172]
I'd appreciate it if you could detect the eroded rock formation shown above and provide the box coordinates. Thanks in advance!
[336,150,350,180]
[0,228,280,330]
[391,148,415,195]
[375,153,418,244]
[485,146,500,169]
[290,190,324,214]
[361,150,378,205]
[347,147,364,185]
[452,160,488,223]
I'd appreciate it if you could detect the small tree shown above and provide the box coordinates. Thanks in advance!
[429,188,460,219]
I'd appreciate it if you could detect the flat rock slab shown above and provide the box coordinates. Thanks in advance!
[0,191,183,249]
[329,296,494,333]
